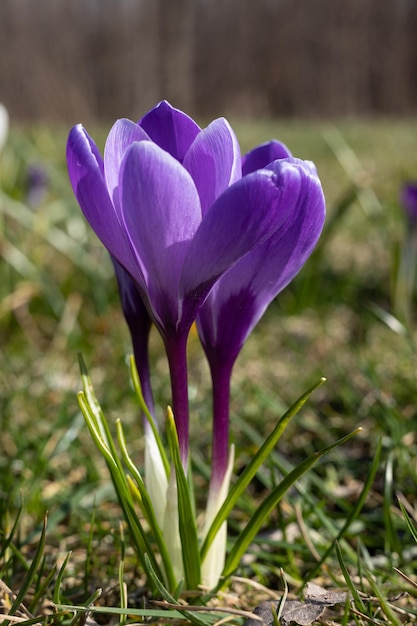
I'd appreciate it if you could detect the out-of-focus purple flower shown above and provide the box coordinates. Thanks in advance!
[66,101,304,463]
[401,182,417,226]
[26,163,48,208]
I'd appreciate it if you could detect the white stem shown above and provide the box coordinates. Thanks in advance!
[201,445,235,588]
[163,466,184,582]
[144,429,168,531]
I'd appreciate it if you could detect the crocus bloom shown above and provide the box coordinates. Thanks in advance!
[401,182,417,227]
[198,152,325,482]
[197,145,325,585]
[66,101,308,465]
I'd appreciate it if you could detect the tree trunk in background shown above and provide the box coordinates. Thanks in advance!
[157,0,194,112]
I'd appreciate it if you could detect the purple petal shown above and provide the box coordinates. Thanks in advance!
[138,100,200,163]
[242,139,292,175]
[112,258,155,415]
[179,162,305,328]
[183,118,242,216]
[112,257,151,323]
[66,124,137,277]
[104,119,149,210]
[119,140,202,331]
[198,157,325,362]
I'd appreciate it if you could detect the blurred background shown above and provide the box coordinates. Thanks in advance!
[1,0,417,124]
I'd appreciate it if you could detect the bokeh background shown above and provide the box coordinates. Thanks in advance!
[1,0,417,124]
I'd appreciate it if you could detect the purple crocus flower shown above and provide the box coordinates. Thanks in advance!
[197,143,325,585]
[66,101,322,466]
[197,147,325,497]
[401,182,417,227]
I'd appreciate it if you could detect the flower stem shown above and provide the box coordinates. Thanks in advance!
[129,322,155,419]
[164,333,190,467]
[209,359,234,493]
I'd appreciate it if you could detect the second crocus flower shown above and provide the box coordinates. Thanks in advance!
[198,145,326,586]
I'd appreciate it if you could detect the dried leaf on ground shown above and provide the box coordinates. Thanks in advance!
[243,583,348,626]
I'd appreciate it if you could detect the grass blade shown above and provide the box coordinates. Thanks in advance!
[398,498,417,544]
[0,499,24,562]
[145,554,210,626]
[305,437,382,582]
[77,389,165,586]
[118,522,127,626]
[130,355,169,476]
[335,541,367,614]
[367,574,402,626]
[166,407,201,590]
[200,377,326,561]
[3,514,47,622]
[116,419,177,591]
[222,427,362,578]
[53,551,72,605]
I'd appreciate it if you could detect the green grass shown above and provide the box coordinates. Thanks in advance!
[1,117,417,624]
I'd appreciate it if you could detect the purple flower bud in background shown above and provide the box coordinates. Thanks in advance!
[400,182,417,228]
[26,163,48,208]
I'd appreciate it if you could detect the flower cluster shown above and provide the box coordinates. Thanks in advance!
[67,101,325,587]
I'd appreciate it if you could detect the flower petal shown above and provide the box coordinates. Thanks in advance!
[242,139,292,175]
[104,118,149,209]
[180,161,307,326]
[183,118,241,216]
[66,124,137,277]
[198,157,325,361]
[119,140,202,330]
[138,100,200,163]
